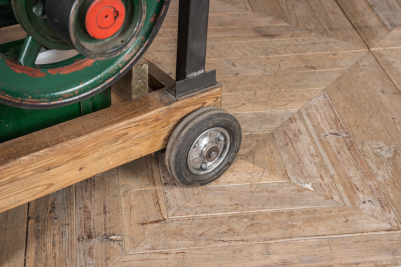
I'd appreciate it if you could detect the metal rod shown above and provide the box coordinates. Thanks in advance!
[175,0,216,97]
[18,35,42,68]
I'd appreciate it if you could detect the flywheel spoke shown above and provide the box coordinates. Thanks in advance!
[17,35,42,68]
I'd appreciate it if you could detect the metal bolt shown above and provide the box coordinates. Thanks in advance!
[218,135,225,142]
[201,162,207,170]
[210,151,217,159]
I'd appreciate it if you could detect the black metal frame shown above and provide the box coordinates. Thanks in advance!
[174,0,217,98]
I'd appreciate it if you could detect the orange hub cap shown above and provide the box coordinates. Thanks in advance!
[85,0,126,39]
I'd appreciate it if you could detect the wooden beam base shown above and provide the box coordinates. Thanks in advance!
[0,85,222,213]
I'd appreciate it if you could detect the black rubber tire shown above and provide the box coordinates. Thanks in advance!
[165,107,242,186]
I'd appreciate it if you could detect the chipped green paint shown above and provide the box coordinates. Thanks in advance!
[0,88,111,143]
[0,0,170,108]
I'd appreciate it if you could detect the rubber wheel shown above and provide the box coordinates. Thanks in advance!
[165,106,242,186]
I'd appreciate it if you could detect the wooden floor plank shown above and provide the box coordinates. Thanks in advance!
[117,156,167,253]
[247,0,289,23]
[372,29,401,49]
[116,232,401,266]
[352,53,401,154]
[219,0,253,11]
[153,51,367,78]
[233,110,296,134]
[147,37,365,63]
[0,25,26,44]
[169,0,249,13]
[237,133,272,158]
[242,134,290,182]
[324,63,401,228]
[129,205,392,254]
[0,205,27,267]
[157,155,204,217]
[208,160,264,186]
[365,0,401,30]
[220,70,345,94]
[172,182,341,217]
[25,186,75,267]
[372,49,401,93]
[306,0,367,48]
[162,14,287,31]
[277,0,326,36]
[75,169,125,267]
[151,25,317,46]
[222,90,322,113]
[274,112,343,203]
[336,0,390,48]
[302,90,400,228]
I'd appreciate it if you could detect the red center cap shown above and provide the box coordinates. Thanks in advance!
[86,0,126,40]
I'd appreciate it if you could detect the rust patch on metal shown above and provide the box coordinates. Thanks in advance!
[6,60,46,78]
[151,14,157,22]
[48,59,96,75]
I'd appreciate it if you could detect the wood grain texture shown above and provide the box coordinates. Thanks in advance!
[365,0,401,30]
[306,0,367,48]
[208,159,264,186]
[157,155,204,217]
[146,36,365,63]
[172,182,341,217]
[220,70,345,94]
[237,133,272,158]
[219,0,252,11]
[75,169,125,267]
[116,232,401,266]
[0,86,222,213]
[233,110,296,134]
[25,186,75,267]
[336,0,390,48]
[153,51,367,78]
[301,90,400,228]
[161,12,288,30]
[0,25,26,44]
[324,65,401,228]
[372,49,401,92]
[130,205,392,253]
[242,134,290,182]
[222,90,322,113]
[274,112,343,203]
[0,205,27,267]
[247,0,289,23]
[372,30,401,49]
[117,156,167,253]
[352,53,401,153]
[277,0,326,36]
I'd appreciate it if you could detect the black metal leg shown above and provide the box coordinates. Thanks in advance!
[174,0,217,98]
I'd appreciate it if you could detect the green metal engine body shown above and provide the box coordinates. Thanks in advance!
[0,0,170,143]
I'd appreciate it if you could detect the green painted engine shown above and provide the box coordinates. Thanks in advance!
[0,0,170,142]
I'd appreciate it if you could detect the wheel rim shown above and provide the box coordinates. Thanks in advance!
[11,0,72,49]
[187,127,231,175]
[0,0,170,109]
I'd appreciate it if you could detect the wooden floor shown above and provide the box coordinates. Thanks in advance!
[3,0,401,265]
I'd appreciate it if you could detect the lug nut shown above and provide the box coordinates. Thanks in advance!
[201,162,207,170]
[218,135,225,142]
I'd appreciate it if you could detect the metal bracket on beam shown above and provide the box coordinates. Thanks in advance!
[173,0,217,98]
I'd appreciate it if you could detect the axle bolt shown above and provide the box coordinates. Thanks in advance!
[210,151,217,160]
[201,162,208,170]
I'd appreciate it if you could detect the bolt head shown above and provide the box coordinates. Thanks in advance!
[218,135,225,142]
[201,162,208,170]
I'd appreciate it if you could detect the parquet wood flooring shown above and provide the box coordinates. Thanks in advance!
[3,0,401,265]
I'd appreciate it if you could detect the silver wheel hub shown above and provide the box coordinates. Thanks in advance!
[187,127,230,175]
